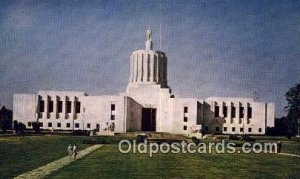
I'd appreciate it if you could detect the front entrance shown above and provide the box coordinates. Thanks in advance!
[141,108,156,131]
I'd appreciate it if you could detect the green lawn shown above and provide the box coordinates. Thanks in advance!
[48,144,300,178]
[1,135,299,178]
[0,135,92,178]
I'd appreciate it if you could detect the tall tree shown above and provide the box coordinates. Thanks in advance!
[285,83,300,136]
[0,106,13,132]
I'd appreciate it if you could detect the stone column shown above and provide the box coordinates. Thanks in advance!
[150,53,154,82]
[133,54,137,82]
[45,95,49,119]
[232,102,236,124]
[143,53,148,82]
[129,55,133,82]
[35,94,39,120]
[53,96,57,119]
[237,102,241,125]
[163,57,168,85]
[228,102,232,123]
[220,101,224,118]
[72,96,76,120]
[140,54,144,82]
[154,55,158,82]
[138,54,142,82]
[159,56,163,84]
[245,103,249,124]
[62,96,66,119]
[157,55,161,83]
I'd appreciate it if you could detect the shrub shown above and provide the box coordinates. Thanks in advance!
[72,130,89,136]
[229,134,239,140]
[191,136,200,145]
[241,135,255,142]
[13,121,26,135]
[136,135,147,144]
[32,122,40,133]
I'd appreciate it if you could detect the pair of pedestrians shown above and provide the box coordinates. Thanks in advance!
[67,144,77,159]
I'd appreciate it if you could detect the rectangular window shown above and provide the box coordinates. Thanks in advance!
[248,128,252,132]
[49,100,53,113]
[259,128,262,132]
[240,107,244,118]
[66,101,71,113]
[184,116,188,122]
[205,126,208,131]
[76,101,81,113]
[215,127,220,132]
[223,106,228,118]
[87,123,91,128]
[28,122,32,127]
[57,101,63,113]
[247,107,252,118]
[111,104,115,111]
[57,123,61,128]
[224,127,227,132]
[232,127,236,132]
[96,124,100,129]
[39,122,43,127]
[231,106,236,118]
[48,122,52,127]
[66,123,70,128]
[240,128,244,132]
[39,100,45,112]
[183,125,187,130]
[184,107,188,113]
[75,123,79,128]
[111,115,115,120]
[215,106,220,117]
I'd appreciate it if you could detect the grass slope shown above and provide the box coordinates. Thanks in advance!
[0,136,90,178]
[49,144,300,178]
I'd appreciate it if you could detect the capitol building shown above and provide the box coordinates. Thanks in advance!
[13,30,275,135]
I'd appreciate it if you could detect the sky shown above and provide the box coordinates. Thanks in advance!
[0,0,299,117]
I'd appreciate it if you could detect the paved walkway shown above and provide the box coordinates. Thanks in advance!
[15,144,103,179]
[278,152,300,158]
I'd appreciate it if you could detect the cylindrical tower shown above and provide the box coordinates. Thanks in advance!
[128,29,168,88]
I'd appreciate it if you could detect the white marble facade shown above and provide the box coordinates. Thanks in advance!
[13,30,275,135]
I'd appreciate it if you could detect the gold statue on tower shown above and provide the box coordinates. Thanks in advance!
[147,29,152,41]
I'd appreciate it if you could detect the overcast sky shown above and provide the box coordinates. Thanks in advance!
[0,0,299,117]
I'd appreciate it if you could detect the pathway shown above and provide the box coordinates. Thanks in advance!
[278,152,300,158]
[14,144,103,179]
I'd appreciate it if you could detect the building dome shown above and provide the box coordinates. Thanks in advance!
[128,29,168,88]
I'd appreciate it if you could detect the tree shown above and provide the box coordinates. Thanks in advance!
[13,120,19,134]
[18,122,26,135]
[285,83,300,136]
[0,106,13,132]
[13,120,26,135]
[32,122,40,133]
[267,117,287,136]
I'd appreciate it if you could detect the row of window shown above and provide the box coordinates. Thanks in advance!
[39,101,116,115]
[183,125,262,133]
[215,106,252,118]
[39,100,81,114]
[211,126,262,133]
[28,122,106,129]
